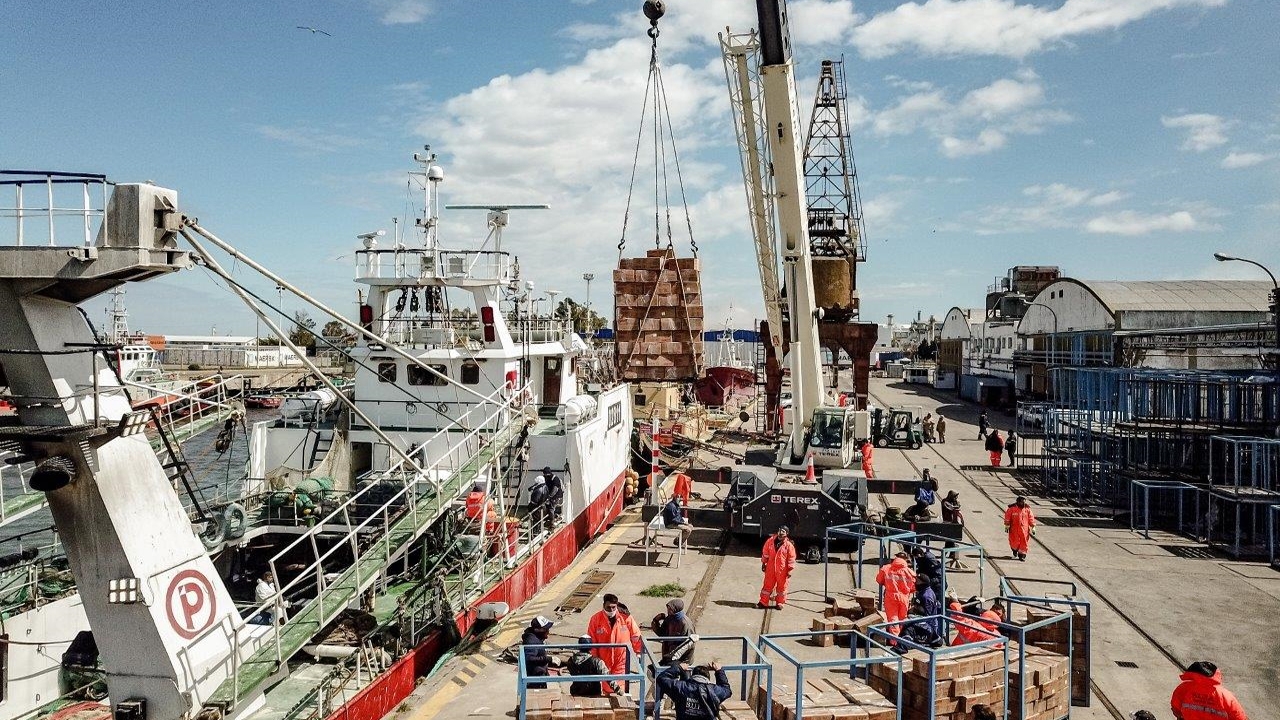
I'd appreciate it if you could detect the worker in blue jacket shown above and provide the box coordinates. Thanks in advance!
[655,661,732,720]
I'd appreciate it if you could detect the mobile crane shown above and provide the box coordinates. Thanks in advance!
[722,0,868,470]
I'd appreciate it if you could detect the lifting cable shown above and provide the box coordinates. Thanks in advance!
[617,1,698,259]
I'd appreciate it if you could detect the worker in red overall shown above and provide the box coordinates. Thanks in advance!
[671,471,693,507]
[1171,661,1248,720]
[875,551,916,637]
[1003,496,1036,561]
[860,440,875,479]
[984,430,1004,467]
[464,483,495,521]
[757,526,796,609]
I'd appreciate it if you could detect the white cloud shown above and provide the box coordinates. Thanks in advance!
[941,129,1007,157]
[372,0,432,25]
[871,71,1069,157]
[1085,210,1210,235]
[952,184,1135,234]
[1221,151,1275,169]
[1161,113,1230,152]
[852,0,1228,59]
[255,125,364,152]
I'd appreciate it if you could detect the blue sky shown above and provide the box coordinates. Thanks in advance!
[2,0,1277,335]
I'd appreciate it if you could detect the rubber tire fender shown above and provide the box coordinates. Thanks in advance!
[222,502,248,540]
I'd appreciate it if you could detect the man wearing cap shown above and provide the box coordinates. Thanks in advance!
[567,635,619,696]
[1171,661,1247,720]
[758,526,796,610]
[587,593,644,679]
[652,598,696,665]
[655,660,732,720]
[521,615,558,688]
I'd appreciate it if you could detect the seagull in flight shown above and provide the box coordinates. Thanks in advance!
[296,26,332,36]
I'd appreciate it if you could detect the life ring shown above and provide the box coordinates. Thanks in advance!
[222,503,247,539]
[199,514,225,549]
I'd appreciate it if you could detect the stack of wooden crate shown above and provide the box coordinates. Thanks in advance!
[1019,605,1088,706]
[1007,644,1071,720]
[865,647,1007,720]
[518,687,638,720]
[812,589,881,646]
[613,249,704,382]
[750,677,898,720]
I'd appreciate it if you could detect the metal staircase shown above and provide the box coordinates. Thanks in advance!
[203,411,527,715]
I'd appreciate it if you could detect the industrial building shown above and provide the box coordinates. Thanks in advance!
[161,335,303,368]
[1014,279,1275,398]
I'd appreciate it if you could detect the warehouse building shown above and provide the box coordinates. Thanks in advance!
[1015,279,1275,398]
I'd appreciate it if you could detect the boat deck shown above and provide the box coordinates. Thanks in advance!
[210,416,528,713]
[393,376,1280,720]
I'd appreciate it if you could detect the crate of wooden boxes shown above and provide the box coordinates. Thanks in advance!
[518,686,638,720]
[812,589,881,647]
[1007,644,1071,720]
[1018,605,1088,705]
[865,647,1007,720]
[749,677,898,720]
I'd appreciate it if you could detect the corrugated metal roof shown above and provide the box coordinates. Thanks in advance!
[1079,280,1274,313]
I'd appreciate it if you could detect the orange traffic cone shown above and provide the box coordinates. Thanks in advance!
[805,453,816,483]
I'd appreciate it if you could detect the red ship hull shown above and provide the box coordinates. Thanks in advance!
[694,365,756,407]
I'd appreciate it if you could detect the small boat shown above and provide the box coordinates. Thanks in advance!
[243,394,282,409]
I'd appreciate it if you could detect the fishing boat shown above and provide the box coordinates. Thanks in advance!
[0,157,631,720]
[694,321,757,408]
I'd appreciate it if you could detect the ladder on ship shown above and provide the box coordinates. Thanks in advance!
[203,413,528,716]
[754,320,768,434]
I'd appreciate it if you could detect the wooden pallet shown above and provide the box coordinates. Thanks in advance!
[556,569,615,613]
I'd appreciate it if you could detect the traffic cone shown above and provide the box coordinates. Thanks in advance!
[805,453,816,483]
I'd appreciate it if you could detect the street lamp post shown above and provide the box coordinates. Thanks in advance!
[1214,252,1280,359]
[1025,302,1060,366]
[582,273,595,338]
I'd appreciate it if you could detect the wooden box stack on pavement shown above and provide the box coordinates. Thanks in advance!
[613,249,704,382]
[518,687,638,720]
[865,647,1007,720]
[1006,644,1072,720]
[749,677,897,720]
[1017,605,1088,705]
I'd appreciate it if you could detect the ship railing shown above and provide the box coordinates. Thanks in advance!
[0,453,43,527]
[199,384,528,708]
[0,171,110,247]
[354,248,512,283]
[0,531,69,616]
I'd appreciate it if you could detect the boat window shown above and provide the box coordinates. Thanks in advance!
[408,364,448,386]
[377,362,397,383]
[461,362,480,385]
[608,402,623,430]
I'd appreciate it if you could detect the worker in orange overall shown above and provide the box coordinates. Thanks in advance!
[1003,496,1037,561]
[950,596,1002,646]
[670,471,693,507]
[875,551,916,638]
[464,482,496,522]
[586,593,644,684]
[757,526,796,610]
[1171,661,1248,720]
[860,439,875,479]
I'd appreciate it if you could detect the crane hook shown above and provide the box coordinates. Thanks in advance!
[643,0,665,38]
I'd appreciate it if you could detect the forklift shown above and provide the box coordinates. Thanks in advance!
[871,405,923,449]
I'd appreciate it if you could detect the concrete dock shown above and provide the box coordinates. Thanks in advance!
[397,377,1277,720]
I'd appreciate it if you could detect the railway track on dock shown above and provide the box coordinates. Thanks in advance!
[868,390,1174,719]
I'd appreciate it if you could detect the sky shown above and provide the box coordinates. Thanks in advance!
[1,0,1277,336]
